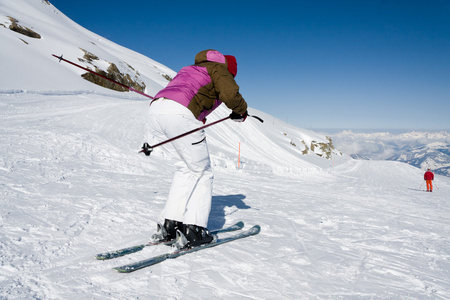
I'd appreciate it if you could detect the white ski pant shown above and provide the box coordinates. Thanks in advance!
[148,98,213,228]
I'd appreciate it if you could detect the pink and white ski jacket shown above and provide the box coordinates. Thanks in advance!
[153,49,247,121]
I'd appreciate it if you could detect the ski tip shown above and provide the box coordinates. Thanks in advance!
[250,225,261,235]
[234,221,244,228]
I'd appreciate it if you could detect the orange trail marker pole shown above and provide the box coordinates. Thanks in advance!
[238,142,241,169]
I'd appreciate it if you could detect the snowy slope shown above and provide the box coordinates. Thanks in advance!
[0,0,343,171]
[0,0,174,94]
[2,92,449,299]
[1,1,450,299]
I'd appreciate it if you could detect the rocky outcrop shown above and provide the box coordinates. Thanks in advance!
[78,49,146,93]
[285,133,342,159]
[7,16,41,39]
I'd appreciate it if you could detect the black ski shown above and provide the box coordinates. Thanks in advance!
[96,221,244,260]
[114,225,261,273]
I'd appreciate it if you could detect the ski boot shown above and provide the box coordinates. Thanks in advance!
[174,224,215,250]
[152,219,184,242]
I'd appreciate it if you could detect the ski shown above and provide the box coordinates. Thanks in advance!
[113,225,261,273]
[95,221,244,260]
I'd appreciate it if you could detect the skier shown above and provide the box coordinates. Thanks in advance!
[424,168,434,192]
[147,49,248,249]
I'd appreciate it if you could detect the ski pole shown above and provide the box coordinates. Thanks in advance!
[140,116,231,155]
[51,54,264,155]
[52,54,154,99]
[140,114,264,156]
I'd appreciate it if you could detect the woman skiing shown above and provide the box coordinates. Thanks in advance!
[147,49,248,249]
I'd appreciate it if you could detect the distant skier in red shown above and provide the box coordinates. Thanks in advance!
[424,169,434,192]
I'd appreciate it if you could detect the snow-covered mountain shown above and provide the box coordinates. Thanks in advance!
[0,0,342,169]
[332,130,450,177]
[1,1,449,299]
[0,0,175,94]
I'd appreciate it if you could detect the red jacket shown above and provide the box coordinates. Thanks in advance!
[424,171,434,180]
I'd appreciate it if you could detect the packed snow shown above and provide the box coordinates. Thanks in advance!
[1,1,449,299]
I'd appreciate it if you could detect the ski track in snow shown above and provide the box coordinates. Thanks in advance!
[1,92,449,299]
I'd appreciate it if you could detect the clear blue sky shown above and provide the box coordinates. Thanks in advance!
[50,0,450,131]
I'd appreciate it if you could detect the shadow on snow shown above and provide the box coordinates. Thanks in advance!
[208,194,251,230]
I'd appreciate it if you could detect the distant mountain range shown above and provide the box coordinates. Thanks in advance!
[331,130,450,177]
[387,141,450,177]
